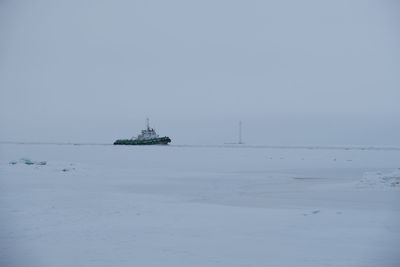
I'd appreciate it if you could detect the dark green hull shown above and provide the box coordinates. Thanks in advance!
[114,137,171,145]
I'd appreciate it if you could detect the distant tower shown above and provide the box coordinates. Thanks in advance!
[238,120,243,144]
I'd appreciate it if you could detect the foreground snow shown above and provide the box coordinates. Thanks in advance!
[0,144,399,266]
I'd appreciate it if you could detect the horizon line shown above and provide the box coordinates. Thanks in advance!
[1,141,400,151]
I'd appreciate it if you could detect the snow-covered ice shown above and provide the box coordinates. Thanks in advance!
[0,143,399,266]
[357,169,400,190]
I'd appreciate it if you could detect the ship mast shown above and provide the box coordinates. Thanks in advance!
[146,118,150,130]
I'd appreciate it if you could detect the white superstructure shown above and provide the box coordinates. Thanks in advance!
[135,118,160,140]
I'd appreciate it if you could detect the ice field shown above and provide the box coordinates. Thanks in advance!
[0,143,399,266]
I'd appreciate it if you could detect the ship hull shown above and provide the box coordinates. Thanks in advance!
[113,137,171,145]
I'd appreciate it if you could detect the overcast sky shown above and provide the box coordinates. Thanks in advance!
[1,0,399,145]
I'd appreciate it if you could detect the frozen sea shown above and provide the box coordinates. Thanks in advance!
[0,143,399,267]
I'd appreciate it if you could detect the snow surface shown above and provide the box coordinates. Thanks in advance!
[0,143,399,267]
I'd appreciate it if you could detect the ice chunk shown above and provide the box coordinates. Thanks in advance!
[18,158,47,166]
[358,169,400,189]
[20,158,34,165]
[61,168,75,172]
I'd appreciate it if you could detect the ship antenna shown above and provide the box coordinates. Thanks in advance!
[239,120,243,144]
[146,118,150,130]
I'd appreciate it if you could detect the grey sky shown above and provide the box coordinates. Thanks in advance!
[1,0,399,145]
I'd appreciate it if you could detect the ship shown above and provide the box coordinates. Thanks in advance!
[113,119,171,145]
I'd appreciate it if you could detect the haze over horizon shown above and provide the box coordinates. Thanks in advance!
[1,0,399,146]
